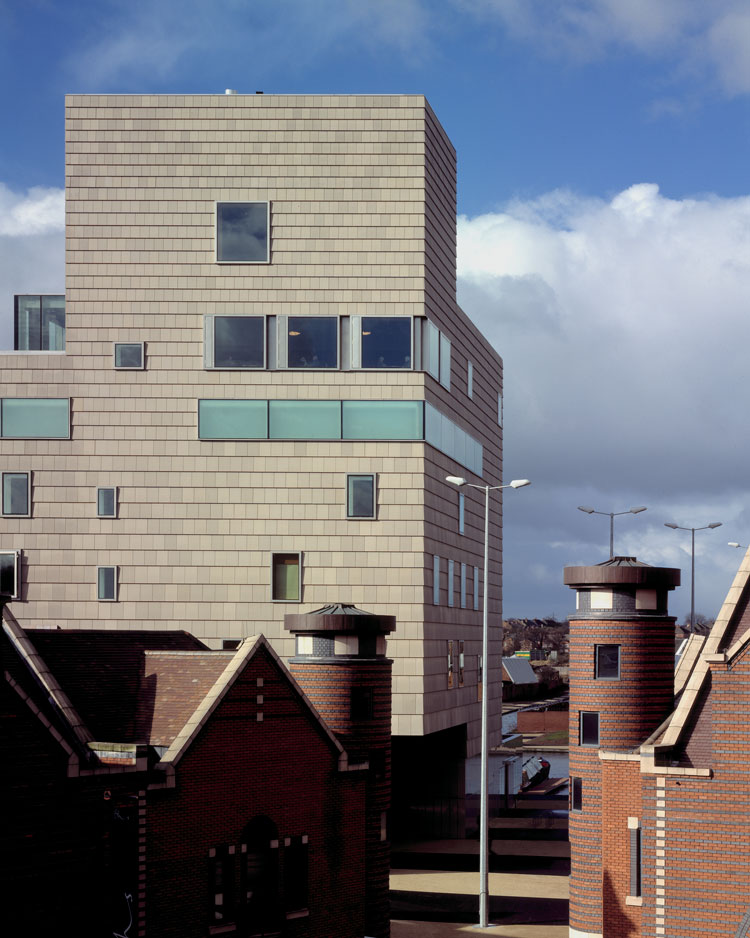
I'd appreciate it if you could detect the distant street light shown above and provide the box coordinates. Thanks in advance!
[577,505,647,557]
[446,475,531,928]
[728,542,746,550]
[664,522,722,630]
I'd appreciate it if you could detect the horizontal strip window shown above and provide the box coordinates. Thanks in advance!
[197,399,480,473]
[0,398,70,439]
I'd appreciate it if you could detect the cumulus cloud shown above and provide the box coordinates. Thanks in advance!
[458,183,750,617]
[458,0,750,96]
[0,184,64,349]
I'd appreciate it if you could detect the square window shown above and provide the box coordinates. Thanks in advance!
[2,472,30,517]
[97,566,118,601]
[0,550,20,598]
[114,342,144,369]
[458,492,465,534]
[579,711,600,746]
[97,487,117,519]
[271,553,301,602]
[207,316,265,369]
[287,317,338,369]
[571,776,582,811]
[360,317,412,369]
[590,590,613,609]
[595,644,620,679]
[216,202,269,263]
[347,474,375,519]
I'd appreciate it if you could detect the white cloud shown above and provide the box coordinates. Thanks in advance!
[458,182,750,618]
[457,0,750,95]
[0,184,65,349]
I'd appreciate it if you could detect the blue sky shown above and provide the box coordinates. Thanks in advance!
[3,0,750,622]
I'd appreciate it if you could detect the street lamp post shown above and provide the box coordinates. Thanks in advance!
[577,505,647,557]
[664,521,722,630]
[446,475,531,928]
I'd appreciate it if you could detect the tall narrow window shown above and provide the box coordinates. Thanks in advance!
[271,553,301,602]
[595,644,620,679]
[447,640,454,689]
[2,472,30,517]
[448,559,455,607]
[460,563,467,609]
[477,654,483,701]
[458,640,465,687]
[113,342,144,370]
[439,333,451,390]
[284,836,309,913]
[97,487,117,519]
[347,474,375,519]
[433,556,440,605]
[467,361,474,398]
[208,846,235,926]
[498,391,503,427]
[97,566,118,601]
[629,822,642,897]
[571,776,582,811]
[240,817,281,934]
[458,492,465,534]
[216,202,269,263]
[0,550,20,598]
[579,711,600,746]
[473,566,480,611]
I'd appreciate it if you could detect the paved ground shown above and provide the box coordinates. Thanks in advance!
[390,839,569,937]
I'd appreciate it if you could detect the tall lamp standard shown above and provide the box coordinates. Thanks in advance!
[664,521,722,630]
[577,505,647,557]
[446,475,531,928]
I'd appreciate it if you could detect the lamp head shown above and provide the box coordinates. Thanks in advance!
[728,542,743,548]
[664,522,679,529]
[509,479,531,489]
[708,522,722,529]
[578,506,595,514]
[445,476,466,487]
[630,506,647,514]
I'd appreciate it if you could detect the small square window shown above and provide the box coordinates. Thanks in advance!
[271,553,301,602]
[0,550,20,598]
[114,342,144,370]
[97,487,117,519]
[2,472,30,517]
[216,202,269,263]
[579,711,600,746]
[595,644,620,680]
[347,474,376,519]
[571,776,582,811]
[97,566,118,601]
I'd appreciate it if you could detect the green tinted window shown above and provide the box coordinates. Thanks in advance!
[269,401,341,439]
[342,401,423,440]
[198,400,268,439]
[272,554,300,601]
[1,398,69,438]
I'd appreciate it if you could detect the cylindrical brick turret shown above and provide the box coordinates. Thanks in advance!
[563,557,680,938]
[285,604,394,938]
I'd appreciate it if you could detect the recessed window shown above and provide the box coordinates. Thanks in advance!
[14,295,66,351]
[447,640,455,689]
[590,590,613,610]
[271,553,301,602]
[287,317,338,369]
[2,472,30,517]
[448,559,455,607]
[595,644,620,680]
[579,711,600,747]
[467,361,474,398]
[439,333,451,390]
[113,342,144,370]
[0,550,20,598]
[433,555,440,605]
[97,566,118,601]
[635,588,657,610]
[361,317,412,369]
[206,316,265,369]
[284,835,309,913]
[97,487,117,519]
[209,846,235,925]
[347,474,376,519]
[629,824,642,897]
[458,640,465,687]
[460,563,467,609]
[351,686,374,720]
[571,776,582,811]
[216,202,269,263]
[458,492,465,534]
[424,320,440,380]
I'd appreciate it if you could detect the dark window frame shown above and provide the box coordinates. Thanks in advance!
[571,776,582,811]
[2,471,31,517]
[113,342,145,370]
[97,486,117,519]
[216,201,270,264]
[346,473,376,519]
[97,565,118,602]
[595,643,621,680]
[271,552,302,603]
[579,711,600,747]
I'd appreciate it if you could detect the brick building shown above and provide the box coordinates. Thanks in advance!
[1,92,506,827]
[2,600,393,937]
[564,553,750,938]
